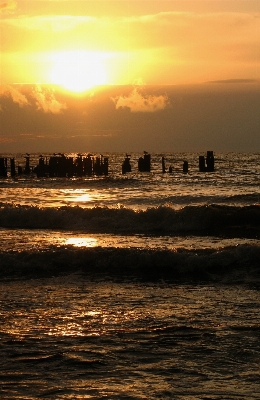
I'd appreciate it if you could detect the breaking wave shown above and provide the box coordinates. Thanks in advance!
[0,203,259,237]
[0,244,260,283]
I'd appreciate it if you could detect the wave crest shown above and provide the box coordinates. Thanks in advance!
[0,204,259,237]
[1,244,259,283]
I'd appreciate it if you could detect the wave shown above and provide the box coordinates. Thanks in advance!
[0,244,259,283]
[0,203,259,238]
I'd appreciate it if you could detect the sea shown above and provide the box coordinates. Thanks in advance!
[0,151,260,399]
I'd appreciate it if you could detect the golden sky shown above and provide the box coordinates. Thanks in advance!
[1,0,260,88]
[1,1,260,153]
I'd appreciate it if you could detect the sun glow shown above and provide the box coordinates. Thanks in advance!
[50,51,109,92]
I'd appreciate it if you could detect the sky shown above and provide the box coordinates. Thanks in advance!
[0,0,260,153]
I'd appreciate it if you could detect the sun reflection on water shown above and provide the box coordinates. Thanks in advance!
[72,193,92,202]
[65,237,98,247]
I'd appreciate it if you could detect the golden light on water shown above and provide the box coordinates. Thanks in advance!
[72,193,92,202]
[65,237,98,247]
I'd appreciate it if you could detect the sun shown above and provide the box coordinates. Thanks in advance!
[50,50,108,92]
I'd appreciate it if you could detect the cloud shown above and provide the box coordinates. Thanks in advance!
[113,88,169,113]
[0,85,29,107]
[32,85,67,114]
[0,0,16,13]
[207,79,259,84]
[0,84,67,113]
[4,15,95,32]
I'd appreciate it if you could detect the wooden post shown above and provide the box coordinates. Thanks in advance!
[0,158,7,177]
[122,154,131,174]
[183,160,188,173]
[206,151,214,172]
[162,157,166,173]
[10,158,16,177]
[199,156,206,172]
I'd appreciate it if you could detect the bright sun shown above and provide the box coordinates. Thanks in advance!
[50,50,108,92]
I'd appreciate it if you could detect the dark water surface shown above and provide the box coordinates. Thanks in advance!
[1,276,260,399]
[1,152,260,398]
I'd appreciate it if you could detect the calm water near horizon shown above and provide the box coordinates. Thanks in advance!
[0,152,260,399]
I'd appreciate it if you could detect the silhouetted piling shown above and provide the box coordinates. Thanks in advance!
[67,157,74,178]
[199,151,215,172]
[93,155,108,176]
[102,157,109,175]
[199,156,206,172]
[36,155,47,178]
[48,156,58,177]
[24,156,31,175]
[162,157,166,173]
[57,154,67,177]
[83,155,93,176]
[0,158,7,177]
[206,151,214,172]
[183,160,189,173]
[75,155,83,177]
[138,152,151,172]
[122,154,131,174]
[10,158,16,177]
[93,156,101,175]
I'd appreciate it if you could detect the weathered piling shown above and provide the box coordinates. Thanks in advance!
[75,154,84,177]
[199,155,206,172]
[0,158,7,177]
[162,157,166,173]
[66,157,74,178]
[48,155,58,177]
[138,152,151,172]
[102,157,109,176]
[35,155,47,178]
[24,156,31,175]
[93,155,108,176]
[83,155,93,176]
[10,158,16,177]
[57,154,67,177]
[206,151,214,172]
[199,151,215,172]
[122,154,131,174]
[183,160,189,173]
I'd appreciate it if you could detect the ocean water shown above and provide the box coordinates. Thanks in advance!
[0,152,260,399]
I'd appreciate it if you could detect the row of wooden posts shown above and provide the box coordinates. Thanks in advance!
[0,151,214,178]
[122,151,215,174]
[0,154,109,178]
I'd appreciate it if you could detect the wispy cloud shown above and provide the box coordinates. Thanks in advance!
[113,88,169,113]
[3,15,96,32]
[207,79,259,84]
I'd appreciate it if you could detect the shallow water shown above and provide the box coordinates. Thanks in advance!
[1,228,260,253]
